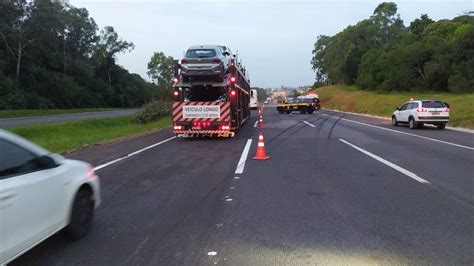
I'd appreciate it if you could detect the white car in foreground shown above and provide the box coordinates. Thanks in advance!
[0,129,100,264]
[392,100,449,129]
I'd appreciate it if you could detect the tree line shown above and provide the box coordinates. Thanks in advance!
[311,2,474,92]
[0,0,172,110]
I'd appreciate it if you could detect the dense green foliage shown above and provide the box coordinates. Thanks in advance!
[311,2,474,92]
[134,101,171,124]
[0,0,170,110]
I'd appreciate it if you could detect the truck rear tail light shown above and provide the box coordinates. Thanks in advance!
[416,108,427,112]
[173,125,182,130]
[230,76,236,83]
[213,59,221,64]
[181,59,188,64]
[192,122,211,127]
[219,125,230,131]
[230,90,236,96]
[173,91,179,96]
[173,77,178,83]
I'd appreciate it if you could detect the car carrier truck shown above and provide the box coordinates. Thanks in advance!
[172,54,251,137]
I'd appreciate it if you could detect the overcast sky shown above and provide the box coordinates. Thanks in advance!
[70,0,472,88]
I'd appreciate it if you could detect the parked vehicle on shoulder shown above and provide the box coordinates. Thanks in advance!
[392,100,449,129]
[180,45,233,82]
[0,129,101,265]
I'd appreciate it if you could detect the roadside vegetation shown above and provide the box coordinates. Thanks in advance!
[11,116,171,153]
[311,85,474,128]
[311,2,473,93]
[0,108,124,119]
[0,0,173,110]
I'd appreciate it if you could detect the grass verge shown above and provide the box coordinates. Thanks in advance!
[0,108,124,119]
[11,116,171,153]
[311,85,474,128]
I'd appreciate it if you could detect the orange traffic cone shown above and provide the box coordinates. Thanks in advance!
[253,132,270,160]
[258,115,263,128]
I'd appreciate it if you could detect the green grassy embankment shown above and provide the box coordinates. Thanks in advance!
[310,85,474,129]
[0,108,123,119]
[11,116,171,153]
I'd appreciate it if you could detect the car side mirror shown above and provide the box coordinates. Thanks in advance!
[395,107,400,111]
[223,51,230,56]
[37,155,58,169]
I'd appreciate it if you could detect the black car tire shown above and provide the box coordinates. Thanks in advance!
[66,188,94,240]
[391,116,398,126]
[299,109,306,114]
[437,123,446,130]
[409,117,417,129]
[285,109,292,114]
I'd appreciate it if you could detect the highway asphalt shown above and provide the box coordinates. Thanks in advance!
[11,106,474,265]
[0,109,138,128]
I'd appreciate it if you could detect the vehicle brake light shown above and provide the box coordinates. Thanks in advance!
[230,76,236,83]
[219,125,230,131]
[173,77,178,83]
[213,59,221,64]
[230,90,236,96]
[87,165,97,179]
[416,108,427,112]
[181,59,188,64]
[173,91,179,96]
[444,108,450,112]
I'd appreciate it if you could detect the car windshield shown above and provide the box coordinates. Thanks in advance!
[422,101,445,108]
[185,49,216,58]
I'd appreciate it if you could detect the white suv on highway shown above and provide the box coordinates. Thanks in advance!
[0,129,101,264]
[392,100,449,129]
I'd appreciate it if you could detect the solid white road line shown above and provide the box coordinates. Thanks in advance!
[321,113,474,150]
[253,120,258,128]
[93,136,176,171]
[303,120,316,128]
[235,139,253,174]
[339,139,430,184]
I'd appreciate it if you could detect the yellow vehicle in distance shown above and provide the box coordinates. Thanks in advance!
[276,97,321,114]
